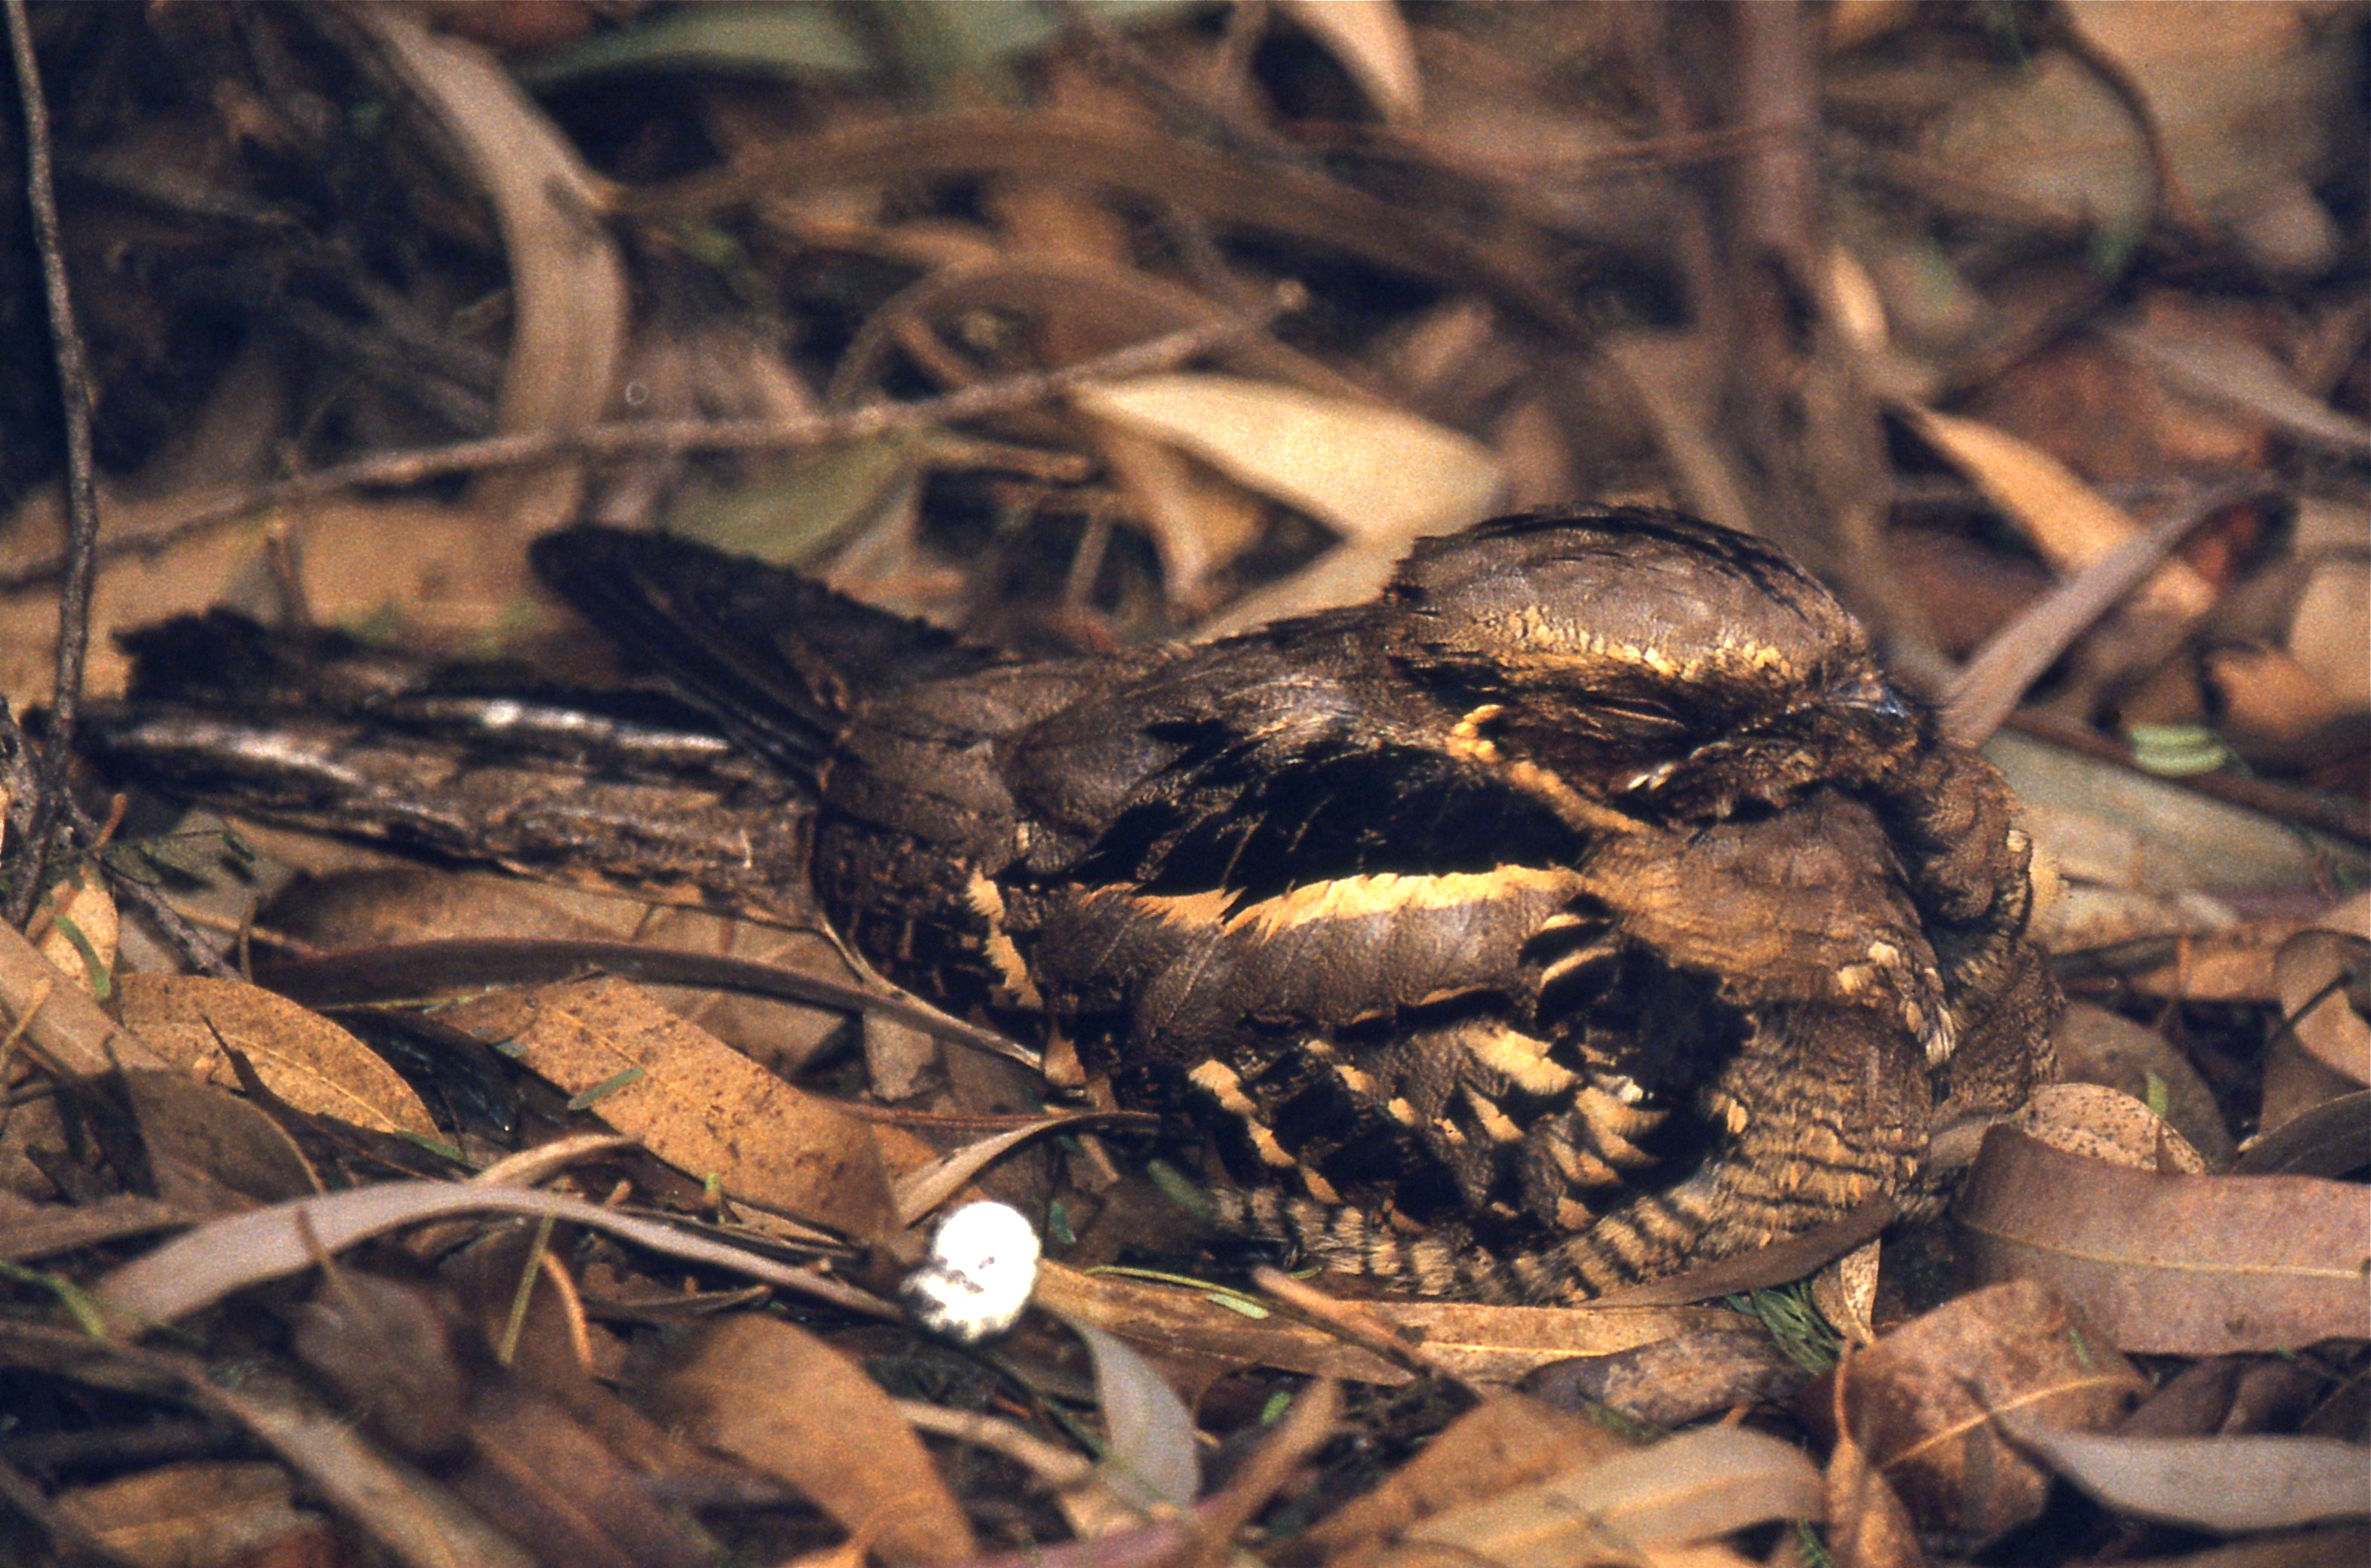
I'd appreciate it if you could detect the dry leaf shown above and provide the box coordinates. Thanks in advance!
[1521,1324,1809,1428]
[1994,1413,2371,1532]
[2050,1002,2236,1167]
[54,1460,327,1568]
[1032,1260,1409,1385]
[1822,1359,1927,1568]
[120,974,439,1140]
[1306,1394,1632,1568]
[1071,1319,1202,1514]
[1072,372,1500,548]
[1364,1300,1763,1387]
[1900,406,2214,618]
[93,1180,895,1331]
[1957,1127,2371,1354]
[33,862,116,999]
[354,6,628,539]
[2013,1082,2208,1174]
[440,977,895,1240]
[644,1313,978,1566]
[2274,892,2371,1087]
[1396,1425,1823,1565]
[1812,1279,2142,1550]
[1280,0,1421,124]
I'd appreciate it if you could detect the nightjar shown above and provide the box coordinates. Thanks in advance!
[90,507,2058,1302]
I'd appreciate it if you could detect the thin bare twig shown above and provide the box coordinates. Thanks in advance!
[0,287,1303,594]
[3,0,100,923]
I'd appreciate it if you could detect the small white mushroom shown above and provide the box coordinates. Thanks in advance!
[898,1201,1042,1345]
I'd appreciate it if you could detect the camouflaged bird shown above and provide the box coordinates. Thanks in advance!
[91,507,2058,1302]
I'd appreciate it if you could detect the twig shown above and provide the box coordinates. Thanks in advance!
[0,287,1302,594]
[3,0,100,922]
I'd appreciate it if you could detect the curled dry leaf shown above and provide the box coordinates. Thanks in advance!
[1302,1394,1632,1568]
[1393,1425,1823,1566]
[2234,1090,2371,1178]
[1810,1279,2143,1551]
[1822,1362,1928,1568]
[352,7,628,540]
[2274,891,2371,1087]
[119,974,439,1140]
[1279,0,1421,124]
[1957,1128,2371,1355]
[2013,1082,2209,1174]
[642,1314,978,1566]
[439,977,895,1241]
[2050,1002,2235,1168]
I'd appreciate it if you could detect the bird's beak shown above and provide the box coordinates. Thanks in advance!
[1833,674,1915,726]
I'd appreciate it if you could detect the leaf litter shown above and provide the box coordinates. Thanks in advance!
[0,5,2363,1568]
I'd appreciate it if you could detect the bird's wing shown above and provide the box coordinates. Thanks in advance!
[530,525,1006,776]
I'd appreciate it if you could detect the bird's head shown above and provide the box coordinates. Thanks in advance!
[1383,508,1924,818]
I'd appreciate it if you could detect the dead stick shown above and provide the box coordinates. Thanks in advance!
[2,0,100,922]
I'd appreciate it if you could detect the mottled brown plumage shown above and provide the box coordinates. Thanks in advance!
[91,507,2057,1301]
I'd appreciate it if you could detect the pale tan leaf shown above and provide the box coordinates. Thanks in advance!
[1900,405,2214,616]
[94,1180,896,1331]
[2013,1082,2208,1174]
[1401,1426,1823,1563]
[1280,0,1421,124]
[1957,1128,2371,1354]
[1305,1394,1631,1568]
[645,1314,977,1566]
[55,1460,324,1568]
[1070,373,1502,545]
[1031,1260,1410,1385]
[1071,1320,1202,1512]
[1365,1299,1761,1387]
[2110,326,2371,459]
[1998,1416,2370,1532]
[120,974,438,1140]
[33,863,115,999]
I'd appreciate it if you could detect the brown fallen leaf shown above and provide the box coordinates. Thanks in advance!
[2013,1082,2208,1174]
[1822,1358,1928,1568]
[120,973,440,1140]
[1519,1324,1809,1428]
[440,976,895,1241]
[1032,1260,1408,1385]
[1300,1393,1632,1568]
[1957,1127,2371,1354]
[1807,1279,2144,1551]
[1390,1425,1823,1567]
[53,1460,329,1568]
[641,1313,978,1566]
